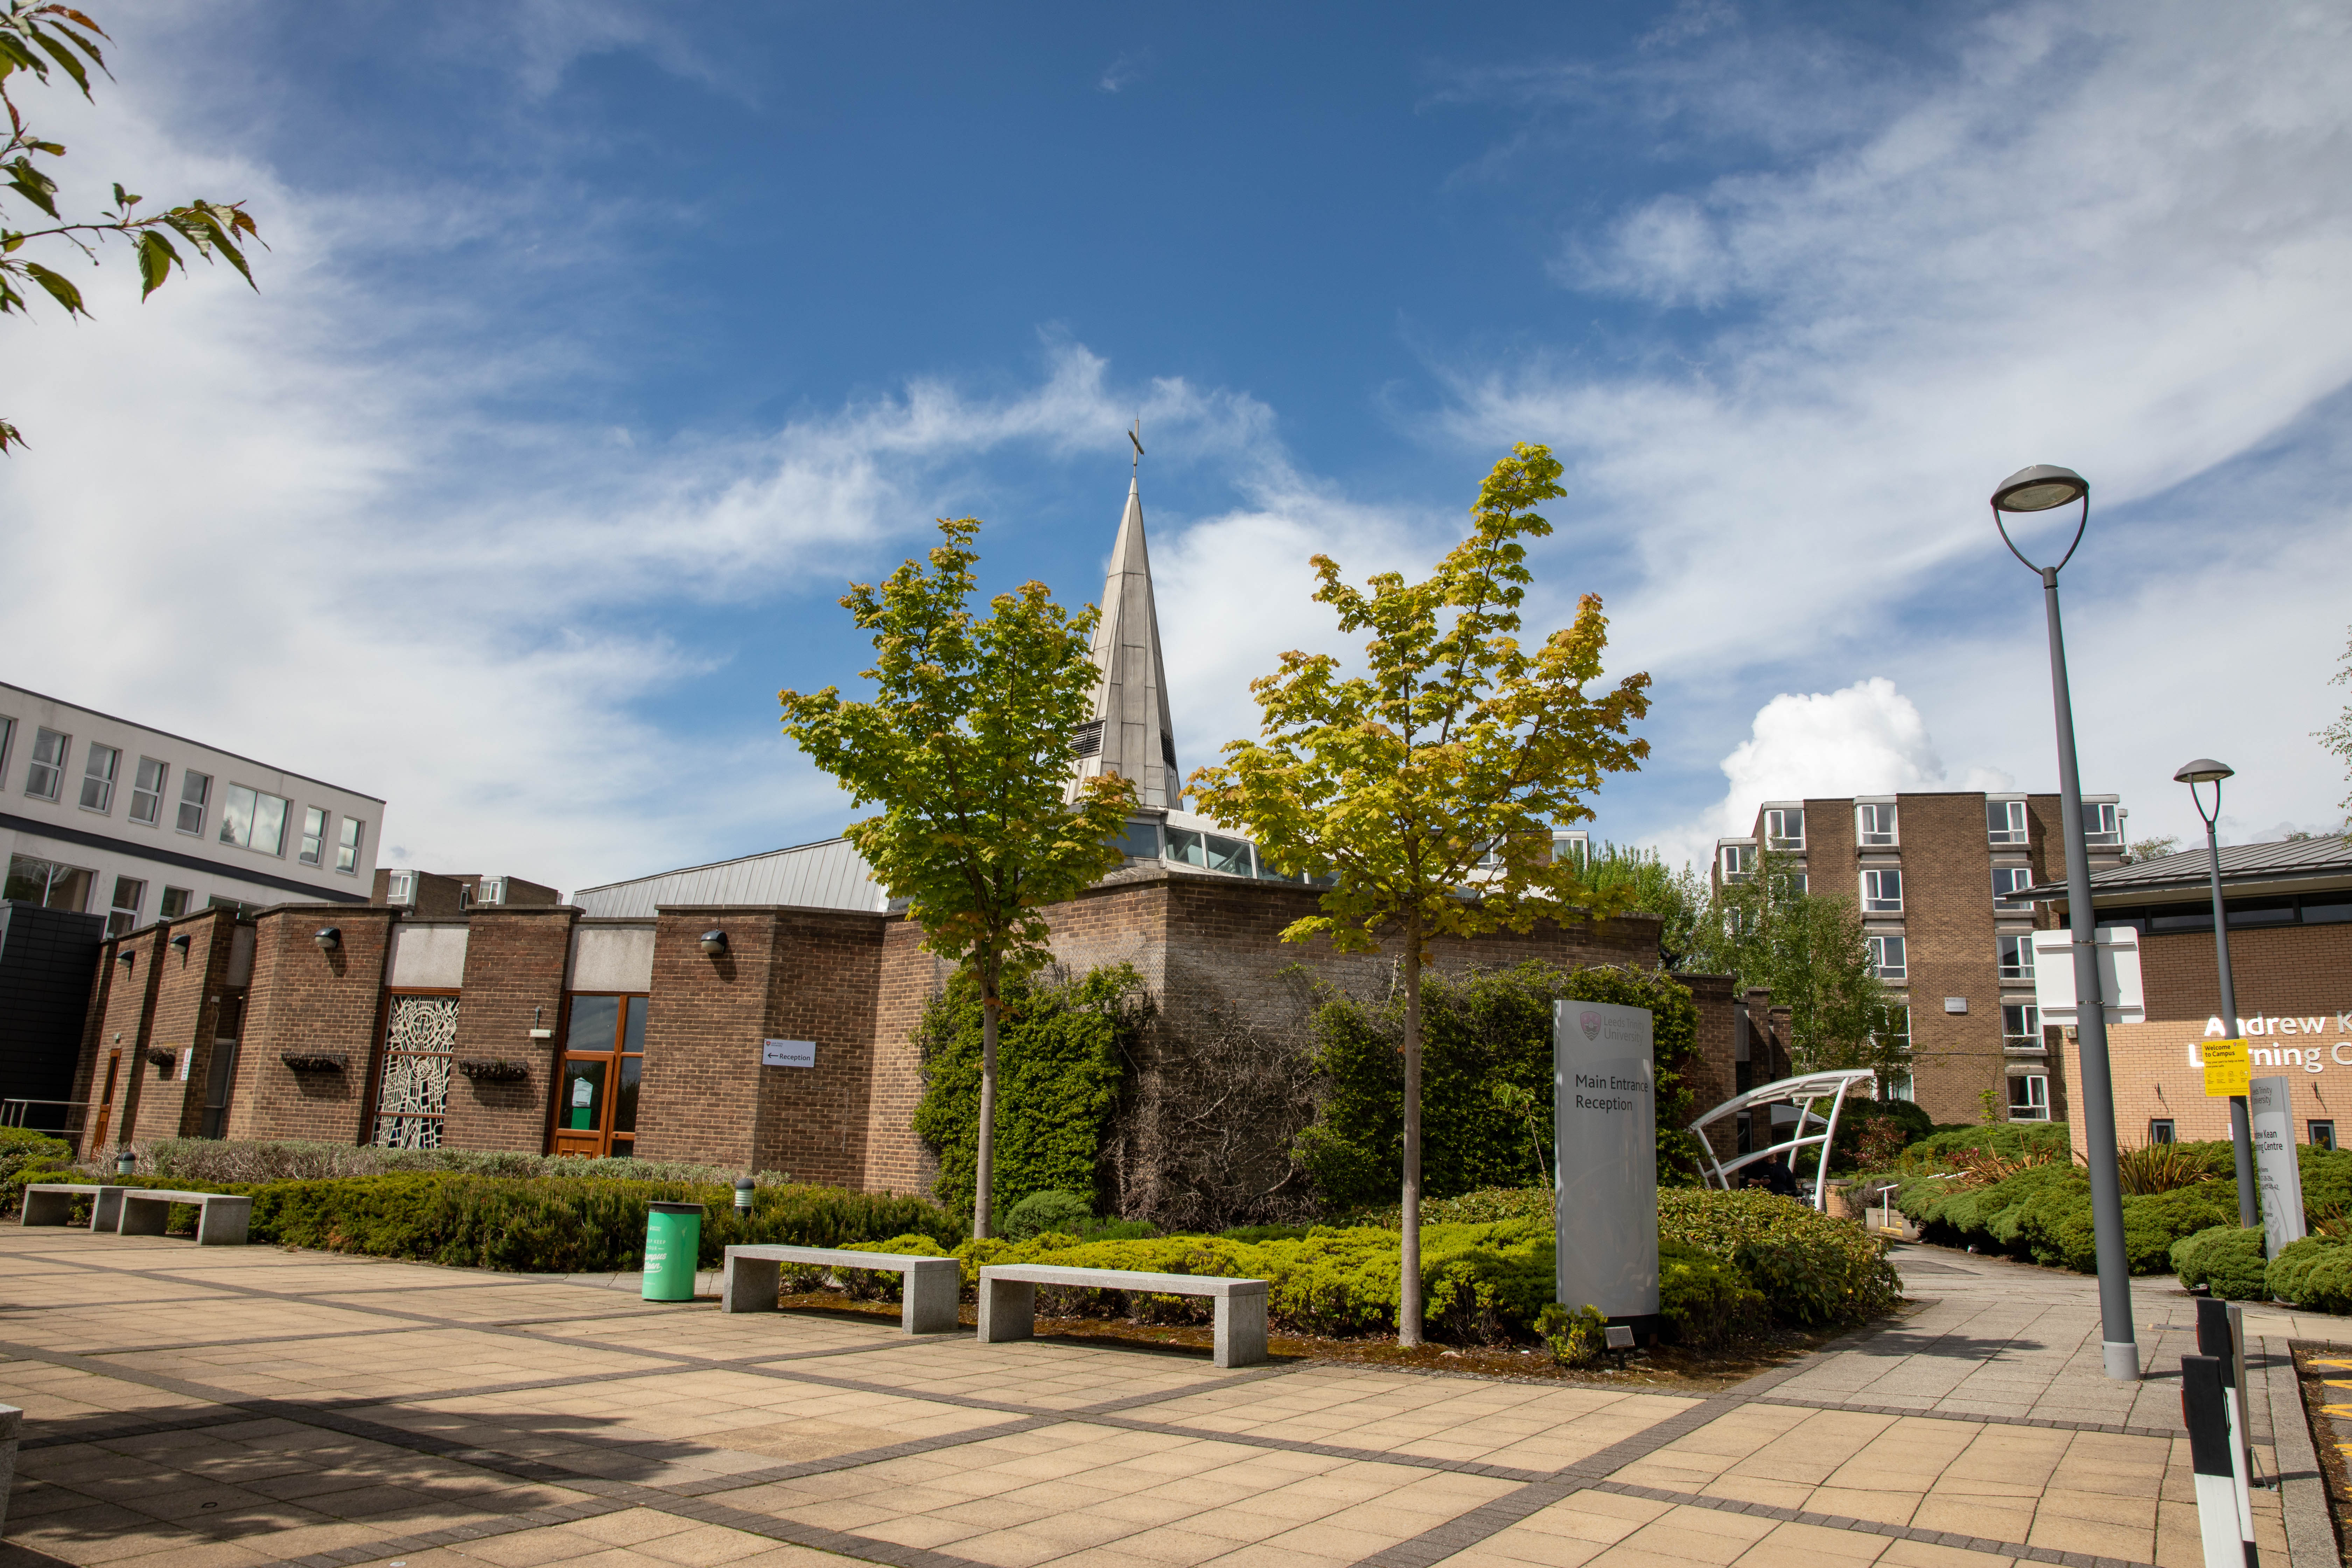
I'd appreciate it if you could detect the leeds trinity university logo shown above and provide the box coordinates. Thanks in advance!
[1579,1011,1602,1042]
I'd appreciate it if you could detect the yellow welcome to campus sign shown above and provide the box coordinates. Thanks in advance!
[2203,1038,2250,1097]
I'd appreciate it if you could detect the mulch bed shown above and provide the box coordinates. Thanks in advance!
[769,1289,1853,1390]
[2290,1343,2352,1564]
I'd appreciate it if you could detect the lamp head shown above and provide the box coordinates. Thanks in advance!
[115,949,135,966]
[1990,464,2088,513]
[314,927,342,952]
[168,933,191,954]
[699,929,729,957]
[2174,758,2235,785]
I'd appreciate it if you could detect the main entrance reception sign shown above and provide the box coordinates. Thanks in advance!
[1554,1000,1660,1318]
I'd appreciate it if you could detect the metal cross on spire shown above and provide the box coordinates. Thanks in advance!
[1129,416,1143,472]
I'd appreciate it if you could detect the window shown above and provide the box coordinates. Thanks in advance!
[1857,802,1898,845]
[1719,843,1753,881]
[1862,868,1903,911]
[2149,1119,2176,1144]
[475,876,508,906]
[77,743,119,812]
[2008,1074,2050,1121]
[5,854,92,910]
[1991,867,2035,908]
[176,770,211,835]
[372,993,458,1149]
[1997,933,2036,980]
[336,817,365,874]
[2002,1002,2040,1049]
[2085,801,2122,846]
[1881,1073,1914,1103]
[1866,934,1907,980]
[384,870,418,906]
[1550,831,1590,867]
[159,887,192,920]
[0,715,13,782]
[1168,827,1254,876]
[106,877,146,937]
[128,757,167,825]
[1764,808,1804,850]
[299,806,328,866]
[1987,799,2028,844]
[217,784,289,855]
[2314,1122,2337,1152]
[24,727,67,800]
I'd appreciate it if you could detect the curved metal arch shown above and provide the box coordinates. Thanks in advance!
[1686,1068,1881,1212]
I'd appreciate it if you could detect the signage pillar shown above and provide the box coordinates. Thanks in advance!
[1553,1001,1659,1318]
[2249,1075,2307,1255]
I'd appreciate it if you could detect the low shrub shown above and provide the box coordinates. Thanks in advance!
[1,1126,74,1211]
[1359,1186,1554,1228]
[1535,1302,1605,1366]
[2269,1235,2352,1312]
[1657,1188,1903,1326]
[1004,1190,1094,1241]
[125,1138,765,1187]
[1658,1240,1769,1347]
[83,1172,961,1267]
[1904,1124,2071,1166]
[2172,1226,2269,1298]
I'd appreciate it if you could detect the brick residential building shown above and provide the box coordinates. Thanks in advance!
[1717,789,2128,1127]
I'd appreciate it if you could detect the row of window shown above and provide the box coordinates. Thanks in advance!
[2095,894,2352,936]
[1753,800,2122,853]
[0,715,364,873]
[1854,866,2040,912]
[3,852,262,933]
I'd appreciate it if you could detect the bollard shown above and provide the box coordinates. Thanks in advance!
[2196,1297,2260,1552]
[2183,1354,2258,1568]
[642,1201,705,1302]
[734,1177,755,1214]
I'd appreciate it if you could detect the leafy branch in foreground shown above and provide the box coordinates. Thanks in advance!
[0,1,262,452]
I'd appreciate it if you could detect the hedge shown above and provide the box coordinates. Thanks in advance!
[2172,1226,2268,1298]
[2268,1236,2352,1311]
[47,1173,962,1269]
[1293,961,1703,1208]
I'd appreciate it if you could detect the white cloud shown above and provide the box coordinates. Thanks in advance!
[1435,0,2352,854]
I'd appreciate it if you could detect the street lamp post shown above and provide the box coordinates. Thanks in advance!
[2175,758,2258,1228]
[1990,463,2137,1383]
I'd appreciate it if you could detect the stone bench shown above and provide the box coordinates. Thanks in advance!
[19,1184,127,1232]
[977,1264,1269,1368]
[116,1189,251,1246]
[720,1245,959,1335]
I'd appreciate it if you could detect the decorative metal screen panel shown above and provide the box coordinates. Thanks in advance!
[373,994,457,1148]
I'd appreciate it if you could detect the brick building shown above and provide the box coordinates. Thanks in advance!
[1717,789,2128,1126]
[70,865,1689,1225]
[2045,837,2352,1157]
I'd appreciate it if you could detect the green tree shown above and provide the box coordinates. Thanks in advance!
[1188,443,1652,1345]
[1,2,261,452]
[2124,835,2181,864]
[2321,627,2352,825]
[1584,841,1707,967]
[780,518,1136,1238]
[1680,854,1907,1090]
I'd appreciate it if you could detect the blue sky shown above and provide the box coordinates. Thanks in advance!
[3,1,2348,893]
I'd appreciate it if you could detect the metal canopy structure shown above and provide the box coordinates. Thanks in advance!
[1687,1068,1879,1211]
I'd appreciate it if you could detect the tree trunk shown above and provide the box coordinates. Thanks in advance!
[975,957,999,1240]
[1399,906,1424,1349]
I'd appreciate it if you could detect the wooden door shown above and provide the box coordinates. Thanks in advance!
[92,1050,120,1149]
[550,994,646,1158]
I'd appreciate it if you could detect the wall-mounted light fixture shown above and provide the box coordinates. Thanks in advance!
[169,933,191,954]
[314,927,342,952]
[115,950,135,967]
[700,929,729,957]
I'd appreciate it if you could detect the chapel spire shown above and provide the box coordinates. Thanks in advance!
[1070,426,1180,809]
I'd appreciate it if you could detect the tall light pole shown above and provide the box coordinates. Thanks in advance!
[2176,758,2258,1228]
[1990,463,2137,1383]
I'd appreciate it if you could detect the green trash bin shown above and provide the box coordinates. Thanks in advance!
[642,1201,705,1302]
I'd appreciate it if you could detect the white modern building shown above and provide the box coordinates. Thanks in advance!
[1,682,383,932]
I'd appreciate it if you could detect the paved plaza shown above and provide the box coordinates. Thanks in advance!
[0,1227,2339,1568]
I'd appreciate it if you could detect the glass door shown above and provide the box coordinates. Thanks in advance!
[550,994,647,1158]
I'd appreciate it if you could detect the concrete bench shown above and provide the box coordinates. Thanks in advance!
[19,1184,127,1232]
[720,1245,959,1335]
[977,1264,1269,1368]
[115,1189,251,1246]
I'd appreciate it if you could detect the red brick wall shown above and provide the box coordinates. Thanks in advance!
[445,907,576,1152]
[1896,792,2004,1124]
[126,910,239,1142]
[631,907,889,1181]
[861,921,957,1195]
[80,927,164,1150]
[1680,973,1739,1157]
[224,905,398,1143]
